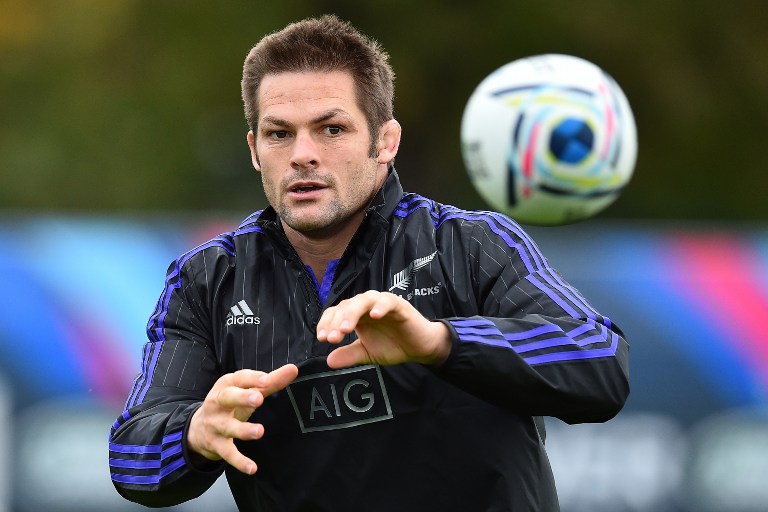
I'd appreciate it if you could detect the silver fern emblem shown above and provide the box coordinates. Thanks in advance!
[388,251,438,291]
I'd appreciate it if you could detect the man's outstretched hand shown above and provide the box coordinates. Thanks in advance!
[186,364,299,475]
[316,290,452,369]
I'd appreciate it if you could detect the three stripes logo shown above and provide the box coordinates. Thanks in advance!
[226,299,260,326]
[389,251,438,292]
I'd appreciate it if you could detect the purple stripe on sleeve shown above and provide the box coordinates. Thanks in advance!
[436,206,548,272]
[109,442,162,454]
[238,210,263,227]
[451,318,495,328]
[455,326,504,336]
[124,345,149,408]
[572,331,610,347]
[457,334,511,348]
[398,195,434,209]
[234,225,264,236]
[439,212,538,275]
[566,321,597,338]
[536,270,598,320]
[110,456,186,486]
[526,274,581,318]
[110,458,162,470]
[487,212,547,266]
[395,204,432,218]
[109,443,182,469]
[504,324,562,341]
[111,410,132,435]
[160,442,183,461]
[393,199,551,278]
[163,431,183,444]
[512,329,609,354]
[523,332,619,365]
[110,437,187,484]
[126,343,154,409]
[109,438,182,461]
[452,319,505,345]
[513,336,574,354]
[135,342,162,406]
[452,209,590,315]
[392,199,569,286]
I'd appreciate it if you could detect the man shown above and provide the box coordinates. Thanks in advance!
[109,15,629,511]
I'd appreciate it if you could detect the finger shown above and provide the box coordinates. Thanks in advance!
[230,369,269,389]
[326,341,370,369]
[187,411,263,461]
[325,305,356,342]
[318,293,380,342]
[216,440,258,475]
[316,303,353,343]
[255,363,299,397]
[367,292,400,319]
[218,417,265,441]
[351,290,403,323]
[215,386,263,410]
[316,308,334,341]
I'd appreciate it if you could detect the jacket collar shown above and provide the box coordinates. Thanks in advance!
[253,167,403,304]
[364,166,404,223]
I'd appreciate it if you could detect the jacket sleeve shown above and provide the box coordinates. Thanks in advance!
[434,214,630,424]
[109,246,229,507]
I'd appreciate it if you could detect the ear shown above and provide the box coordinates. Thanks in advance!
[247,130,261,172]
[376,119,402,164]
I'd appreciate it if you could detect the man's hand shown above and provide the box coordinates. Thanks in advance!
[187,364,298,475]
[316,290,452,369]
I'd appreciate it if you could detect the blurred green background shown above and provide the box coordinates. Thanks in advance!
[2,0,766,221]
[3,3,768,511]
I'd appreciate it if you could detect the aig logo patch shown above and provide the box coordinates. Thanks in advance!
[286,365,393,433]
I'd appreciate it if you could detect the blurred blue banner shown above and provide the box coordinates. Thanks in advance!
[1,215,767,511]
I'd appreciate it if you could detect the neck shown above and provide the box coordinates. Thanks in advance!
[282,212,364,280]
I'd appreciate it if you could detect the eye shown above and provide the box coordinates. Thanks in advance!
[269,130,289,139]
[324,126,343,136]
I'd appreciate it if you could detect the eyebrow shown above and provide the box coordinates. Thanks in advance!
[260,109,353,129]
[311,109,352,124]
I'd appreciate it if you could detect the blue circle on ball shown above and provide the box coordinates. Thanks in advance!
[549,118,594,163]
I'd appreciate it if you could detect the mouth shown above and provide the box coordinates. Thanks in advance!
[288,181,327,194]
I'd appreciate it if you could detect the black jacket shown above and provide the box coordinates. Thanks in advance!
[109,169,629,511]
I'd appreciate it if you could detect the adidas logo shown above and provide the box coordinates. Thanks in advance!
[389,251,437,292]
[226,300,261,326]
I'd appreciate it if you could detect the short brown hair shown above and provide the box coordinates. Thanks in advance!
[241,15,395,156]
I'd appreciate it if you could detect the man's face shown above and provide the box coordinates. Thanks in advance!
[251,70,388,238]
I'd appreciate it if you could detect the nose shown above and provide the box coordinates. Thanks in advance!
[291,130,319,169]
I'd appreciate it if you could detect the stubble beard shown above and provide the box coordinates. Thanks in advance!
[261,162,380,237]
[261,170,348,237]
[279,197,346,236]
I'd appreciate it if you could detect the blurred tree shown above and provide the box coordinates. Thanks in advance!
[1,0,766,221]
